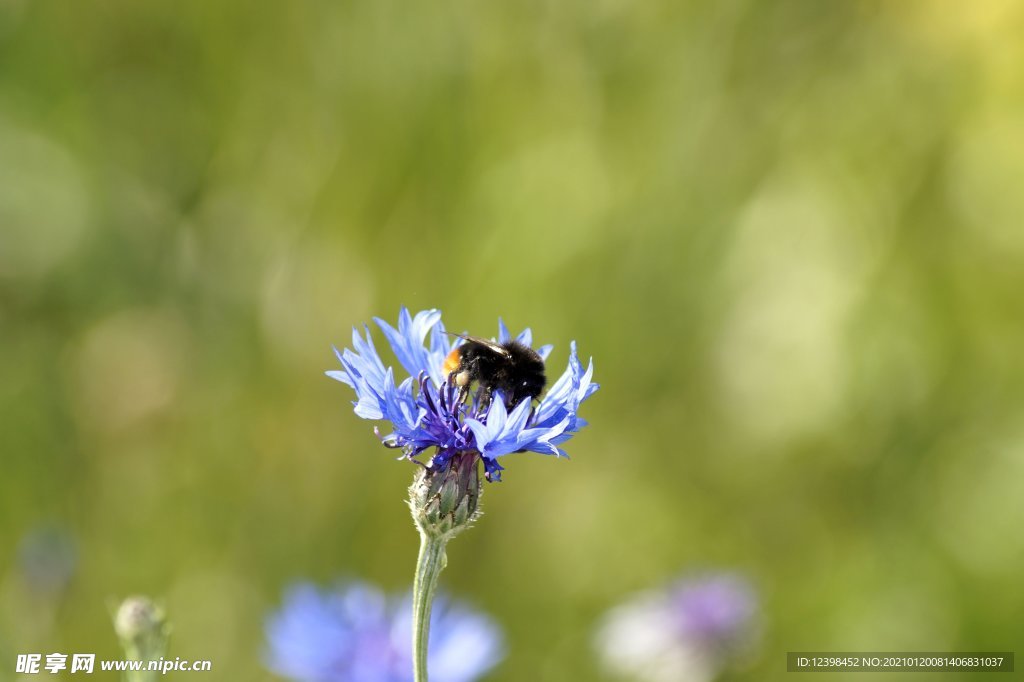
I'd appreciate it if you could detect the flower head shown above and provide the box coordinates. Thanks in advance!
[594,573,758,682]
[113,596,169,665]
[266,581,504,682]
[17,524,76,596]
[328,307,598,481]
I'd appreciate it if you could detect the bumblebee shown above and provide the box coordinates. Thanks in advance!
[442,334,546,408]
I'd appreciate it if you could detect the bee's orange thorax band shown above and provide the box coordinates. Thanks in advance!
[442,349,461,377]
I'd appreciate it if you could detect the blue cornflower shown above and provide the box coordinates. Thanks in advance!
[327,307,598,481]
[594,573,759,682]
[17,524,76,596]
[266,581,504,682]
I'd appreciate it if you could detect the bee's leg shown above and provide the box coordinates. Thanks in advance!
[446,368,466,401]
[453,369,473,404]
[478,386,493,412]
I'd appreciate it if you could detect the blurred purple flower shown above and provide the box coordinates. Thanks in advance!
[670,575,757,649]
[595,573,758,682]
[266,581,504,682]
[327,307,598,481]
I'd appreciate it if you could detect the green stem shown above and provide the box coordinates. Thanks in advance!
[122,652,153,682]
[412,531,448,682]
[120,645,159,682]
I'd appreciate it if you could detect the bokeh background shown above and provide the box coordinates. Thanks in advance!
[2,0,1023,680]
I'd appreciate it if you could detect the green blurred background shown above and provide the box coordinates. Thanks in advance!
[2,0,1022,680]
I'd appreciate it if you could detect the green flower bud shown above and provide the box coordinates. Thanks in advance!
[113,595,169,680]
[409,450,483,540]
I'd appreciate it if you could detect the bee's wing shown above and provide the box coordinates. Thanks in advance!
[445,332,511,358]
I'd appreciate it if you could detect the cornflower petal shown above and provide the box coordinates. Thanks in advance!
[497,318,512,344]
[373,307,442,379]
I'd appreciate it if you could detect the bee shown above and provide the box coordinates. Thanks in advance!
[442,333,546,408]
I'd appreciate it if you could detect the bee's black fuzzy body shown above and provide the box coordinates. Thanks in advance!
[443,338,546,408]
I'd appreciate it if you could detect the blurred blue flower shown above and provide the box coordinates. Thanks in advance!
[18,524,77,596]
[594,573,758,682]
[266,581,504,682]
[328,307,598,481]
